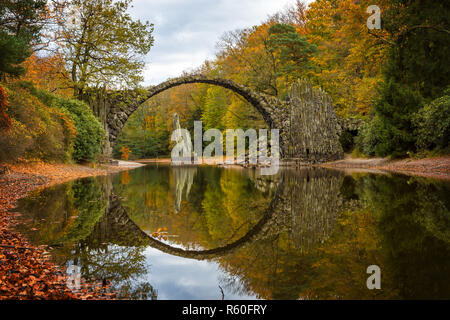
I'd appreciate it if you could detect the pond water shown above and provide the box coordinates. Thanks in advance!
[15,164,450,299]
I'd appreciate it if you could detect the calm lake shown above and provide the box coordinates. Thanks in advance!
[15,164,450,299]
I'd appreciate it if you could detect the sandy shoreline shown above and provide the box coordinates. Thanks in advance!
[319,156,450,180]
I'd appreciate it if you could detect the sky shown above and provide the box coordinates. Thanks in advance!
[129,0,313,85]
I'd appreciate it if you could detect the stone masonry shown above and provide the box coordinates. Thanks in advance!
[88,75,347,163]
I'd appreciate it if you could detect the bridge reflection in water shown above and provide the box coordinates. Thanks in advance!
[88,167,348,259]
[15,165,450,300]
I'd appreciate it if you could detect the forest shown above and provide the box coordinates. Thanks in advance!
[0,0,449,303]
[0,0,448,163]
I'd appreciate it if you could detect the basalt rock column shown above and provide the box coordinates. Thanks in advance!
[287,79,344,162]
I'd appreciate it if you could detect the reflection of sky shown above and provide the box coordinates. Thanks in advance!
[143,247,258,300]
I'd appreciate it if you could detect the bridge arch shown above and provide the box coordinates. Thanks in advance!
[105,75,288,157]
[97,176,284,260]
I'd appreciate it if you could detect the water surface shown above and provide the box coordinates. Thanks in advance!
[16,164,450,299]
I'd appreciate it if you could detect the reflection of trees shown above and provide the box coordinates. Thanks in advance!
[70,243,156,300]
[251,173,449,300]
[108,167,348,299]
[356,174,450,299]
[214,171,450,300]
[117,166,271,250]
[109,171,450,299]
[297,207,399,300]
[16,176,158,300]
[59,178,107,243]
[201,169,270,247]
[72,185,157,299]
[16,178,106,245]
[16,183,76,245]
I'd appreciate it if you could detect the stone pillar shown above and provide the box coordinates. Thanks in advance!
[285,79,344,162]
[82,89,113,162]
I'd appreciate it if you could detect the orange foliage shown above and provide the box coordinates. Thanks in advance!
[306,0,389,116]
[121,171,131,185]
[120,146,131,160]
[0,165,117,299]
[152,227,168,241]
[21,54,72,97]
[0,86,12,132]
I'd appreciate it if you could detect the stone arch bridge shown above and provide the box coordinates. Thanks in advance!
[84,75,358,163]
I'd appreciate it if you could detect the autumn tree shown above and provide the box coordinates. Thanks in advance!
[218,26,279,95]
[121,146,131,160]
[201,86,228,131]
[21,53,73,96]
[306,0,390,116]
[216,3,315,98]
[52,0,154,97]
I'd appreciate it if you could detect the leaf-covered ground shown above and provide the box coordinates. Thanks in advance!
[0,161,130,300]
[321,156,450,181]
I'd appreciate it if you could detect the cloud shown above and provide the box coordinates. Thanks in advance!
[129,0,312,85]
[143,247,257,299]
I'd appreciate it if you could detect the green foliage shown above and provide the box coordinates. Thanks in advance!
[267,23,317,83]
[382,0,449,100]
[414,92,450,152]
[0,31,30,76]
[53,97,104,162]
[201,86,228,130]
[360,81,423,157]
[113,99,170,159]
[362,0,450,157]
[115,131,169,159]
[0,0,47,77]
[21,82,105,162]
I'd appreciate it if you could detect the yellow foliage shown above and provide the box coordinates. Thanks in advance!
[306,0,390,116]
[21,54,73,98]
[0,82,77,162]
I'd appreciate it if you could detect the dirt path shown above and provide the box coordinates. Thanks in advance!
[0,160,137,300]
[320,156,450,180]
